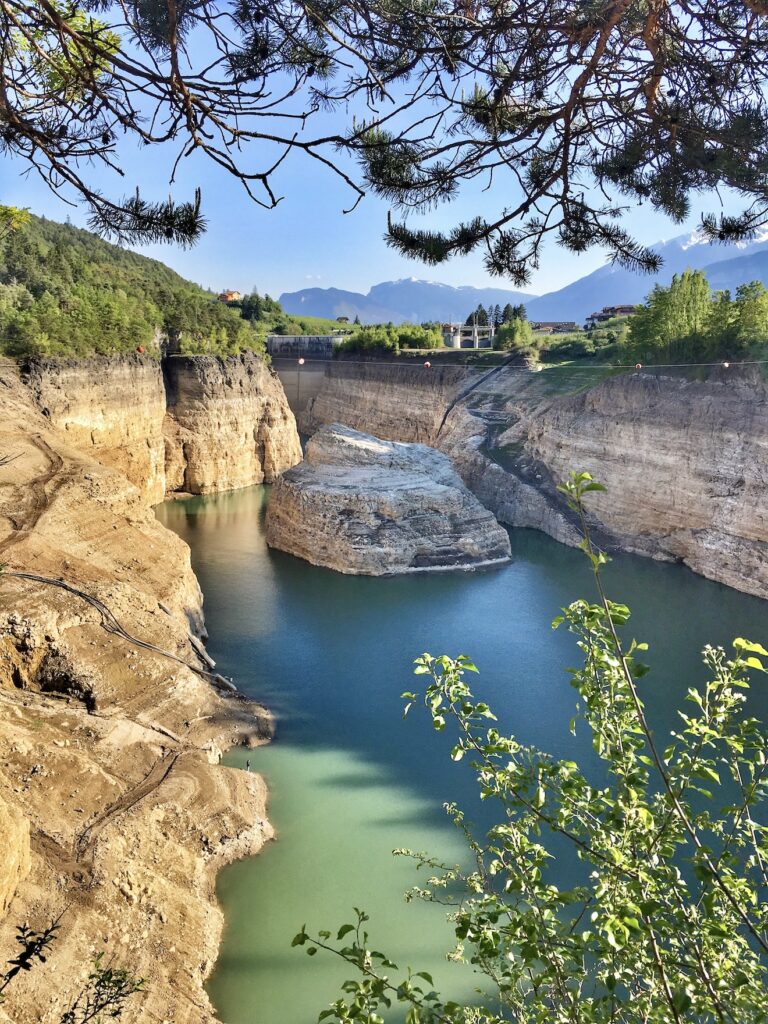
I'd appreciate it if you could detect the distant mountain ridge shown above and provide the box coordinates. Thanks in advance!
[279,279,533,324]
[281,231,768,325]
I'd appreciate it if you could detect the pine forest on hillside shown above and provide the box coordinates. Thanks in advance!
[0,216,345,359]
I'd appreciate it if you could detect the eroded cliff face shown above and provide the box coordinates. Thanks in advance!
[301,361,471,443]
[0,358,275,1023]
[20,351,301,503]
[495,368,768,598]
[164,353,302,493]
[0,794,30,915]
[21,356,168,504]
[301,360,768,599]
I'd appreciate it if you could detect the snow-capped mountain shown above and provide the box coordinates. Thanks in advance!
[280,230,768,325]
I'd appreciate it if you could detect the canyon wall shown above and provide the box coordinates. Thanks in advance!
[494,368,768,598]
[0,355,288,1023]
[301,360,768,599]
[0,795,30,915]
[301,360,472,443]
[21,356,168,504]
[21,352,301,503]
[164,354,302,493]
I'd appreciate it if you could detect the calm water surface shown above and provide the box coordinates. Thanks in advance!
[157,487,768,1024]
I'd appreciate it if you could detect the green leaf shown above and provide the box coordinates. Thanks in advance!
[671,988,692,1013]
[734,638,768,656]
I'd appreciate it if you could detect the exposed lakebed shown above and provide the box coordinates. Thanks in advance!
[157,486,768,1024]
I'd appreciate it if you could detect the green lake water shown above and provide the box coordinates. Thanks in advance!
[156,487,768,1024]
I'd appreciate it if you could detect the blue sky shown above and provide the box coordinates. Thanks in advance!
[0,132,746,301]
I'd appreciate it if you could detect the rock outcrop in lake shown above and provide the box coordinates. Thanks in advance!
[266,423,511,574]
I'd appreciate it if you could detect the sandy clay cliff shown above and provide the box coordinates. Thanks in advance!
[0,353,302,1024]
[299,360,768,599]
[22,351,302,504]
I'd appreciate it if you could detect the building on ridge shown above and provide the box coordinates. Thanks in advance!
[585,304,637,328]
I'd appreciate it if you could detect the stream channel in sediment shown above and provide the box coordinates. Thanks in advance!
[156,485,768,1024]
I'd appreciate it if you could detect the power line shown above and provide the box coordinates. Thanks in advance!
[272,355,766,372]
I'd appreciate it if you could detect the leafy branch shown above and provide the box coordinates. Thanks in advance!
[296,472,768,1023]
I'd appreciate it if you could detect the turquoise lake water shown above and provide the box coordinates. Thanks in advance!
[156,487,768,1024]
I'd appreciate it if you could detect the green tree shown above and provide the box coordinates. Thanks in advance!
[298,473,768,1024]
[494,316,533,351]
[0,215,267,359]
[628,270,712,361]
[629,273,768,361]
[337,323,441,355]
[501,303,515,324]
[466,305,488,328]
[706,290,737,352]
[733,282,768,347]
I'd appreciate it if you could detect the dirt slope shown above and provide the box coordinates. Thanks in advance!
[0,358,273,1024]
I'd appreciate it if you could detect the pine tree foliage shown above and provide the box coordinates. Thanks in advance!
[3,3,768,272]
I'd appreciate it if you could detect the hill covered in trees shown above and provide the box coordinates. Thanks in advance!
[0,215,268,358]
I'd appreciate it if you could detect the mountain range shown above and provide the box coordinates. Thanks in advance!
[280,230,768,325]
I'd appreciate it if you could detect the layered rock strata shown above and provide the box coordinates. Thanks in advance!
[266,423,511,574]
[21,355,168,504]
[301,360,768,599]
[20,351,301,503]
[486,368,768,598]
[163,353,302,493]
[0,358,274,1024]
[300,360,472,443]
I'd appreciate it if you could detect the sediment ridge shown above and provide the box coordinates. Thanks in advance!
[298,360,768,599]
[0,353,300,1023]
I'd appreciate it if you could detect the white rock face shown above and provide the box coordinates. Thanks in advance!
[265,424,511,575]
